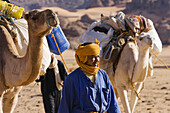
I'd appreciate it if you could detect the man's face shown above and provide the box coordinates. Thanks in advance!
[85,55,100,67]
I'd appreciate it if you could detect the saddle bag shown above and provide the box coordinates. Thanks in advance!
[102,36,125,63]
[103,43,121,63]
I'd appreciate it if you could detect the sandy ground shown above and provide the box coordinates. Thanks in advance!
[13,6,170,113]
[13,45,170,113]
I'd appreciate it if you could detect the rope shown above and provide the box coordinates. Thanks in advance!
[152,55,156,68]
[44,16,70,74]
[131,48,170,99]
[128,39,144,100]
[130,48,170,99]
[151,49,170,70]
[131,65,145,100]
[130,63,141,99]
[51,34,70,74]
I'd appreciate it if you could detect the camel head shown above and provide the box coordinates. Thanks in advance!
[138,33,153,50]
[23,9,59,37]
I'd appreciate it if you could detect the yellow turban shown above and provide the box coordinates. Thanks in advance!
[75,40,100,75]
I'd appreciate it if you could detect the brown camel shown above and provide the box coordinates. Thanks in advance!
[0,9,59,113]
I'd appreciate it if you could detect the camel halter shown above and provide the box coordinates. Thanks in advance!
[44,15,70,74]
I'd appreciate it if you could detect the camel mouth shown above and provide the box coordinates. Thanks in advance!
[50,20,58,27]
[47,15,59,27]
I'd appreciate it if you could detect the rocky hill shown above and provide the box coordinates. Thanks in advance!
[11,0,131,11]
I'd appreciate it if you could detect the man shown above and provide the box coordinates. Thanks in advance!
[58,40,120,113]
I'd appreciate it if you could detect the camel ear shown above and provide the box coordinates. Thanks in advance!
[101,13,108,21]
[23,12,29,20]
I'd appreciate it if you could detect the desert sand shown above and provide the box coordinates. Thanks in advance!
[13,6,170,113]
[13,45,170,113]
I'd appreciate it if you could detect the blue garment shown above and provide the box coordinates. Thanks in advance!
[58,68,120,113]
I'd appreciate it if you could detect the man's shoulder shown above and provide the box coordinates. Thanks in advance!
[66,68,82,78]
[98,68,109,79]
[98,68,106,74]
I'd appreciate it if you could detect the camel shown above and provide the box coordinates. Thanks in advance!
[0,9,59,113]
[100,34,153,113]
[80,12,162,113]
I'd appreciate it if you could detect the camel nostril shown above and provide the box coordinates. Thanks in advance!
[48,17,58,27]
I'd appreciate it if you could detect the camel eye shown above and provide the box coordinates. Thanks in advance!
[32,15,38,20]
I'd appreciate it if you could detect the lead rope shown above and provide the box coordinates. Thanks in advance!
[131,63,145,100]
[131,63,141,99]
[44,16,70,74]
[151,49,170,70]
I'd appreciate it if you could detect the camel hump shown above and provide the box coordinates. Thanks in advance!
[0,25,19,56]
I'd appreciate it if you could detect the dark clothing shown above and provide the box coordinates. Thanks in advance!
[41,68,61,113]
[57,60,67,81]
[40,60,67,113]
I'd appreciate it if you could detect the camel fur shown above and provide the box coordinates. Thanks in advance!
[0,9,59,113]
[100,34,153,113]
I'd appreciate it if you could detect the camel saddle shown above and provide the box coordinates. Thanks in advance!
[102,31,136,72]
[0,16,17,40]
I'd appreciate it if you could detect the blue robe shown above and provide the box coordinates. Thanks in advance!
[58,68,120,113]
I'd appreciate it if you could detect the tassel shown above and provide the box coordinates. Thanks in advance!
[51,34,54,38]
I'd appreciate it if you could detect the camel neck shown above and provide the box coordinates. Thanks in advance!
[21,34,44,86]
[132,48,150,82]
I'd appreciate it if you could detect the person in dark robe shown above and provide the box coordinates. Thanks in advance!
[36,54,67,113]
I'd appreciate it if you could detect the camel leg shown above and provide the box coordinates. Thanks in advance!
[117,85,131,113]
[0,88,5,113]
[147,56,153,77]
[130,82,143,113]
[113,87,119,99]
[0,95,3,113]
[2,87,22,113]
